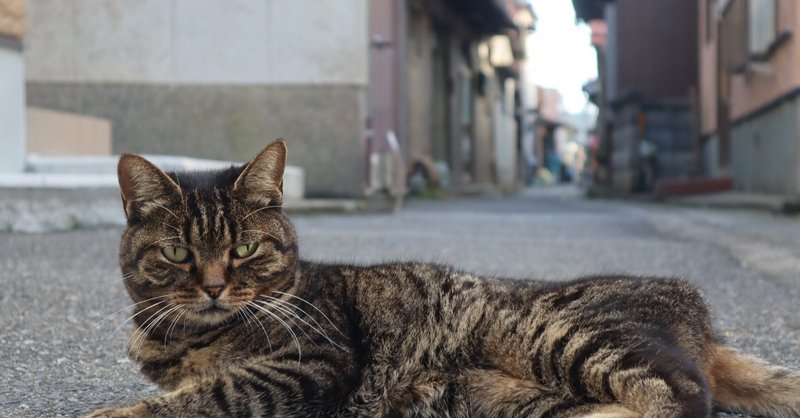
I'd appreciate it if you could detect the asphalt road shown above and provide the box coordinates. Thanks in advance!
[1,186,799,417]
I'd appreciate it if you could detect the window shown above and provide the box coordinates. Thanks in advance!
[748,0,778,56]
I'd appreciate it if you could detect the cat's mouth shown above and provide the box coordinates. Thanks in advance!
[199,304,229,314]
[195,299,233,315]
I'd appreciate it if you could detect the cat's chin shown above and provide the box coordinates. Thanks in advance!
[184,302,237,325]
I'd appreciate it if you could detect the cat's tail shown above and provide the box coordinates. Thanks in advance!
[708,344,800,418]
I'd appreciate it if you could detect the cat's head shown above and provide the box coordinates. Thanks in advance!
[117,140,298,326]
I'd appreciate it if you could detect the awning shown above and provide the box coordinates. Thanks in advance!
[443,0,515,34]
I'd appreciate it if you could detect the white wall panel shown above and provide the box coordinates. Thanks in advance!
[25,0,76,81]
[268,0,368,84]
[25,0,368,85]
[73,0,172,82]
[0,45,26,172]
[173,0,269,83]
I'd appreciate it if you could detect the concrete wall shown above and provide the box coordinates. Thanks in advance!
[25,0,368,84]
[24,0,369,197]
[730,96,800,195]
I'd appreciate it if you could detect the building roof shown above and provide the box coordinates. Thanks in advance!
[572,0,611,22]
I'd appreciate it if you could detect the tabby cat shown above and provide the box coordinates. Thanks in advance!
[89,140,800,418]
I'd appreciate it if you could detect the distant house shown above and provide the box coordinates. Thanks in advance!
[24,0,535,198]
[533,87,564,179]
[574,0,700,193]
[701,0,800,196]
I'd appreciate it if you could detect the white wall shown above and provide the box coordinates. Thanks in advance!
[0,44,25,172]
[493,78,517,186]
[25,0,369,85]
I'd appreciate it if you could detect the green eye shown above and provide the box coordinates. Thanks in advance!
[162,246,190,263]
[233,243,258,259]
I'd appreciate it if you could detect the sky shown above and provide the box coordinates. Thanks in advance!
[526,0,598,114]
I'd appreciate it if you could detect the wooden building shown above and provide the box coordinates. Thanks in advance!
[574,0,700,193]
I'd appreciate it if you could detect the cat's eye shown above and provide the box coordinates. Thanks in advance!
[162,246,190,263]
[233,243,258,259]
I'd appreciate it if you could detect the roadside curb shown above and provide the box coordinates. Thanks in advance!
[0,187,364,233]
[585,185,800,215]
[659,193,800,215]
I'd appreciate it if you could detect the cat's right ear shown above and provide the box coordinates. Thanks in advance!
[117,154,182,220]
[233,139,287,206]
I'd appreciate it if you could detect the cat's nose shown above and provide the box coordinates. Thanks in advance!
[203,284,225,299]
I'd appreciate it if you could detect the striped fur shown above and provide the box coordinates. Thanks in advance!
[88,140,800,418]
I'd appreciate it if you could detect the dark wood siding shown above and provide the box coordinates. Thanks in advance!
[613,0,699,101]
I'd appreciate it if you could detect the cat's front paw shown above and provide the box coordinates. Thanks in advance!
[85,405,146,418]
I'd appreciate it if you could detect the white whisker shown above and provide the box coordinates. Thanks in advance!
[247,302,301,361]
[261,295,328,335]
[146,236,182,248]
[123,303,175,355]
[103,299,170,350]
[259,301,317,347]
[239,229,283,243]
[152,202,178,219]
[162,222,181,232]
[241,306,273,353]
[133,305,182,354]
[164,307,187,346]
[95,296,167,327]
[271,290,344,336]
[242,205,282,221]
[259,297,346,350]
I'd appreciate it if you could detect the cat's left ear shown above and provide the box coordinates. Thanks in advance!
[233,139,287,206]
[118,154,182,221]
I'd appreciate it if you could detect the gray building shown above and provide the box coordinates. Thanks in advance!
[574,0,700,194]
[25,0,368,197]
[24,0,533,197]
[701,0,800,196]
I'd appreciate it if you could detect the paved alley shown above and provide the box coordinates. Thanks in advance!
[1,186,799,417]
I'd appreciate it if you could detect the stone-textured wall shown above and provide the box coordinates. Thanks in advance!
[0,0,24,38]
[731,97,800,195]
[27,83,367,197]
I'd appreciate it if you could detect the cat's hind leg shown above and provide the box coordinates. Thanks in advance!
[559,404,642,418]
[461,370,641,418]
[585,343,713,418]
